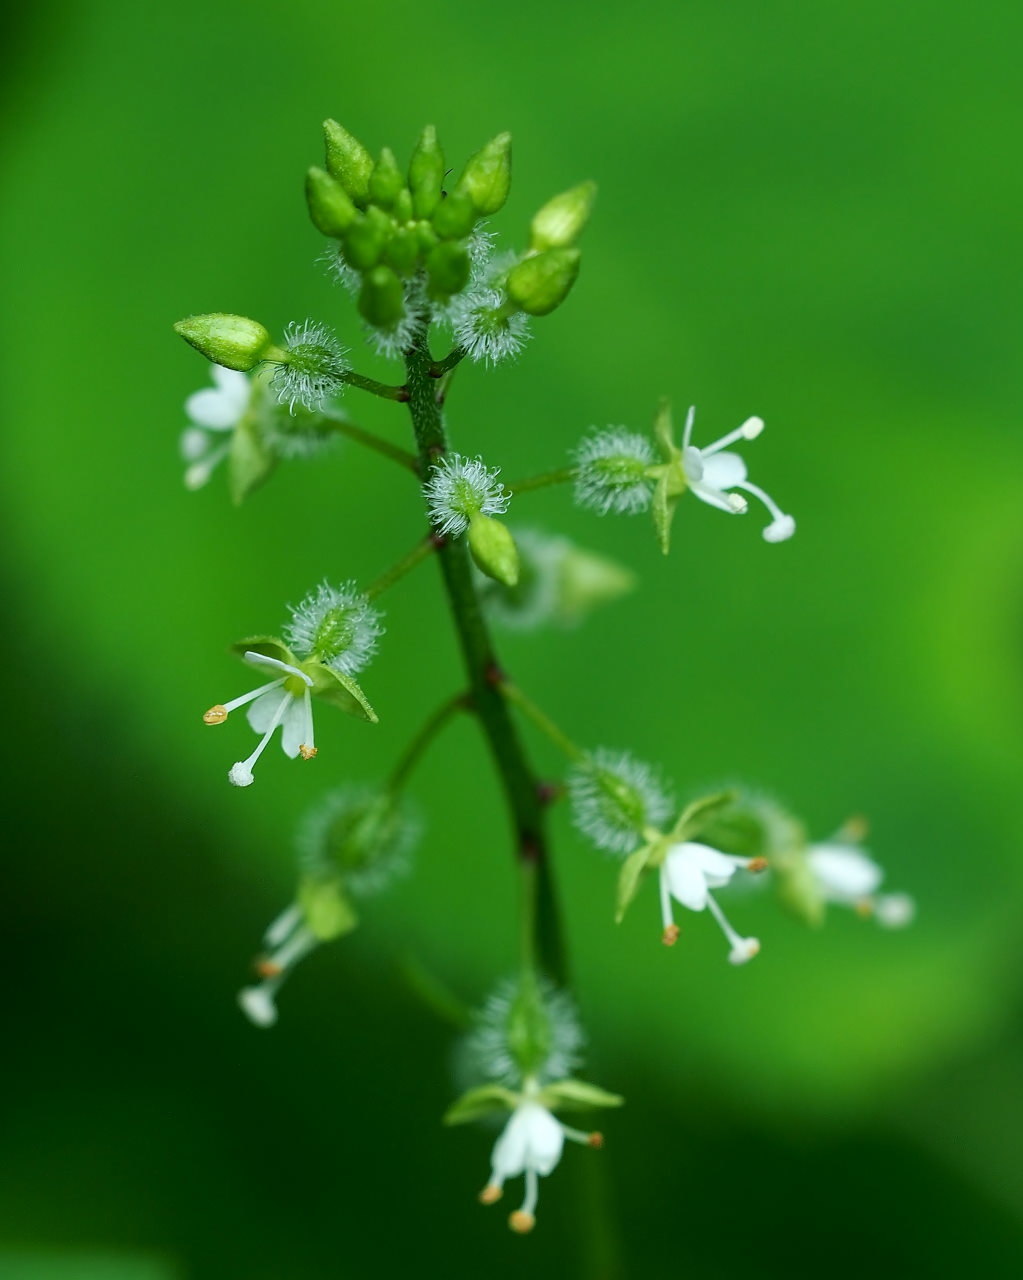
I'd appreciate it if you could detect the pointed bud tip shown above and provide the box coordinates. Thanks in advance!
[203,705,228,725]
[508,1211,535,1234]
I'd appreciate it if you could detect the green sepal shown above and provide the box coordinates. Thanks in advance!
[455,131,512,216]
[358,265,405,329]
[369,146,403,208]
[227,416,276,505]
[443,1084,519,1126]
[297,874,358,941]
[426,241,470,299]
[304,661,378,723]
[530,181,597,251]
[653,397,675,458]
[408,124,445,219]
[432,191,476,239]
[506,248,581,316]
[650,469,676,555]
[667,790,738,846]
[305,166,358,237]
[231,635,298,667]
[615,842,657,924]
[536,1079,624,1112]
[323,119,373,207]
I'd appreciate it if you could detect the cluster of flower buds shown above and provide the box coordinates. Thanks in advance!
[569,757,914,959]
[239,785,419,1026]
[446,977,622,1233]
[306,121,595,361]
[574,401,796,549]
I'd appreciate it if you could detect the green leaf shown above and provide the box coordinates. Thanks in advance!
[306,662,378,723]
[227,414,276,505]
[669,790,737,844]
[443,1084,519,1126]
[615,843,654,923]
[537,1079,625,1112]
[297,874,358,941]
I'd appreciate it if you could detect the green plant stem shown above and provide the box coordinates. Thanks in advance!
[387,691,469,792]
[428,346,467,378]
[340,369,410,401]
[508,465,578,495]
[404,336,567,986]
[329,419,419,472]
[365,534,438,600]
[498,681,586,762]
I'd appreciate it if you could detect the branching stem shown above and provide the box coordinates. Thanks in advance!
[329,418,420,472]
[498,681,586,762]
[365,534,439,600]
[508,465,578,495]
[340,369,410,401]
[388,692,469,793]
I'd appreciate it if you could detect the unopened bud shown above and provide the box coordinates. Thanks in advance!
[426,241,470,299]
[305,166,358,237]
[384,226,419,276]
[456,131,512,216]
[323,119,373,206]
[369,146,403,208]
[342,205,391,271]
[408,124,445,219]
[174,313,272,371]
[432,190,476,239]
[506,248,580,316]
[358,265,406,329]
[468,513,520,587]
[530,181,597,251]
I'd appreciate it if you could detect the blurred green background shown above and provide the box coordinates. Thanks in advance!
[2,0,1022,1275]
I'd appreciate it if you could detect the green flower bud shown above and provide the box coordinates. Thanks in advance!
[530,181,597,251]
[305,166,358,237]
[415,221,440,254]
[358,265,405,329]
[297,873,358,941]
[392,187,414,224]
[425,240,470,299]
[467,512,520,586]
[455,131,512,216]
[408,123,445,219]
[323,119,374,206]
[506,248,581,316]
[173,313,272,371]
[432,190,476,239]
[384,226,419,276]
[369,146,403,208]
[556,544,635,625]
[342,205,391,271]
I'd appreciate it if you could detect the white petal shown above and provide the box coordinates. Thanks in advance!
[246,689,290,734]
[185,387,239,429]
[664,846,711,911]
[687,842,742,888]
[279,697,307,758]
[212,364,252,406]
[808,844,883,901]
[238,986,277,1027]
[521,1104,565,1175]
[492,1107,532,1179]
[699,450,748,490]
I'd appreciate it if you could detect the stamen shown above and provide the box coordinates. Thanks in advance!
[732,480,794,541]
[203,705,228,725]
[560,1124,599,1146]
[299,688,317,760]
[705,893,760,965]
[242,651,313,685]
[681,405,696,450]
[264,902,303,948]
[220,677,287,715]
[237,980,279,1028]
[508,1211,535,1234]
[228,690,292,787]
[265,925,317,975]
[701,416,764,456]
[479,1184,503,1205]
[747,857,769,873]
[185,442,231,490]
[659,866,675,933]
[587,1132,604,1149]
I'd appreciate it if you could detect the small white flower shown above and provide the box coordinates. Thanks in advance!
[271,320,349,412]
[659,841,761,963]
[569,749,673,855]
[573,428,656,516]
[478,1089,600,1234]
[237,902,318,1028]
[808,842,915,928]
[679,406,795,542]
[204,652,317,788]
[284,581,383,677]
[180,365,251,489]
[450,286,531,365]
[424,454,510,537]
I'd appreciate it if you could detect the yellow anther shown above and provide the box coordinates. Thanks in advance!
[203,705,228,725]
[478,1184,502,1206]
[661,924,680,947]
[587,1132,604,1149]
[508,1210,535,1234]
[748,856,769,873]
[299,744,318,761]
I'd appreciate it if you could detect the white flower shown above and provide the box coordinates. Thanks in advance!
[424,454,510,537]
[180,365,251,489]
[573,428,656,516]
[569,749,673,855]
[659,841,762,963]
[808,842,915,928]
[283,581,383,677]
[204,651,317,788]
[237,902,318,1028]
[680,406,795,542]
[479,1092,599,1234]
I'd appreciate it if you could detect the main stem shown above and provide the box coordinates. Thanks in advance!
[404,336,566,986]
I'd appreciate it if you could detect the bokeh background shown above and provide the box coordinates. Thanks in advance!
[2,0,1022,1276]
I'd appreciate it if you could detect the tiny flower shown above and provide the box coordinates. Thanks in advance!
[676,406,795,542]
[237,902,319,1028]
[180,365,252,489]
[210,652,316,788]
[450,286,531,365]
[807,841,915,928]
[569,749,673,856]
[270,319,350,412]
[283,580,383,677]
[424,453,510,537]
[659,841,762,963]
[573,428,656,516]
